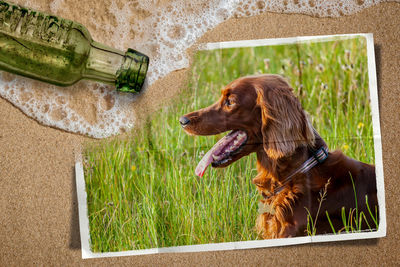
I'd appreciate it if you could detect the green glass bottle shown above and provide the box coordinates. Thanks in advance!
[0,1,149,93]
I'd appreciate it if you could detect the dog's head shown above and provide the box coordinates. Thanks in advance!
[180,74,315,176]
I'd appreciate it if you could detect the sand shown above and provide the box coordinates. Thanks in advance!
[1,1,400,265]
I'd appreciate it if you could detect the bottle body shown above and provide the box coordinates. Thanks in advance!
[0,1,148,93]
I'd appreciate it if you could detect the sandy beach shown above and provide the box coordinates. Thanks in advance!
[1,1,400,265]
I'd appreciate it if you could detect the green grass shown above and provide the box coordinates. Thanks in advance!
[324,175,379,235]
[83,36,374,252]
[306,175,379,236]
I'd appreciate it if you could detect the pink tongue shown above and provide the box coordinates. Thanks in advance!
[195,131,239,177]
[195,149,215,177]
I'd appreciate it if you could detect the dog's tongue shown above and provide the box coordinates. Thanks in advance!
[195,131,240,177]
[195,149,215,177]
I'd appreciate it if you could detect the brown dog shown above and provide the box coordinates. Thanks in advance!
[180,74,378,238]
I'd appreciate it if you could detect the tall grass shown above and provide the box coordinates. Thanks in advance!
[83,36,374,252]
[324,175,379,234]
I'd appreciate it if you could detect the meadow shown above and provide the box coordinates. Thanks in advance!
[83,36,375,252]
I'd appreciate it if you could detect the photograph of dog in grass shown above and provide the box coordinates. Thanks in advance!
[82,35,383,253]
[180,73,377,238]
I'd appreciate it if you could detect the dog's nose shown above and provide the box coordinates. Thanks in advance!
[179,116,190,127]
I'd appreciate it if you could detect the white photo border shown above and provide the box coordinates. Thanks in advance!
[75,33,386,259]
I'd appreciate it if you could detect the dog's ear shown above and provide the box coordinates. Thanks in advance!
[255,84,315,159]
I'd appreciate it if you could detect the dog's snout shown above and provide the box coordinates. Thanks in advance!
[179,116,191,127]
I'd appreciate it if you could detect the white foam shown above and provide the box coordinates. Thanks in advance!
[0,0,397,138]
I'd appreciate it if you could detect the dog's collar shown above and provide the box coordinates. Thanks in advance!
[284,145,329,181]
[260,145,329,205]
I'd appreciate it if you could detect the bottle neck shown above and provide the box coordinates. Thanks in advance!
[83,41,124,84]
[83,42,149,93]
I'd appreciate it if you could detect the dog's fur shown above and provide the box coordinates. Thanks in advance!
[180,74,378,238]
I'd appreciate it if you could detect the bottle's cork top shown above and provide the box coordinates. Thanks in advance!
[116,48,149,93]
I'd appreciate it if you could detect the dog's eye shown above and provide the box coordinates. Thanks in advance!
[225,98,235,107]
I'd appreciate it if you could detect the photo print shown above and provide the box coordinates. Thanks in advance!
[76,33,385,258]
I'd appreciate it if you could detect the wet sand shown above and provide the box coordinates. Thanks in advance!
[1,2,400,265]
